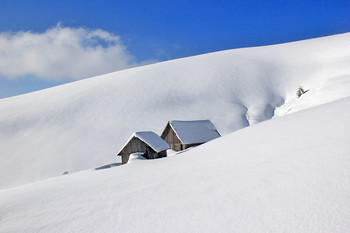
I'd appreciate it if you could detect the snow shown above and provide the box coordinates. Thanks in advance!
[0,98,349,233]
[0,32,350,232]
[168,120,220,144]
[0,32,349,190]
[120,131,169,153]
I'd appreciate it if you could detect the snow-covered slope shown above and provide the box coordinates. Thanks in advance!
[1,98,349,233]
[0,33,350,188]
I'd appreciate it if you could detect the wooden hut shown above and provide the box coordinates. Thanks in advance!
[117,131,170,164]
[160,120,221,151]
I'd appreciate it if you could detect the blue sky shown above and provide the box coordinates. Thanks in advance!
[1,0,350,98]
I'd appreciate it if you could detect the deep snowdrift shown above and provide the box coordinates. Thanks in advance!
[1,98,349,233]
[0,33,350,188]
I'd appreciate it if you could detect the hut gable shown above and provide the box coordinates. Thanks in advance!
[161,120,220,151]
[118,131,169,164]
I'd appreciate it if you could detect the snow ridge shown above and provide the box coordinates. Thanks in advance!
[0,33,350,188]
[1,97,349,233]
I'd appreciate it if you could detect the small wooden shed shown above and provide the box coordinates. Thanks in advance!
[160,120,221,151]
[117,131,170,164]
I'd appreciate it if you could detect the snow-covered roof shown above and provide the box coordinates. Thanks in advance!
[132,131,169,153]
[168,120,220,144]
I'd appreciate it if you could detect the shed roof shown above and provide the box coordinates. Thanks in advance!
[168,120,220,144]
[119,131,169,155]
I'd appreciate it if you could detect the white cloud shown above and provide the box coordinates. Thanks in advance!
[0,24,153,80]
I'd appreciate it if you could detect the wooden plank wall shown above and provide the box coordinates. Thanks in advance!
[119,137,147,155]
[161,123,182,151]
[119,137,167,163]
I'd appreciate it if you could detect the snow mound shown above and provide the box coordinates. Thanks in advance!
[0,33,350,188]
[1,98,349,232]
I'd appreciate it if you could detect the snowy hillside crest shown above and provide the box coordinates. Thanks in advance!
[0,33,350,189]
[0,32,350,233]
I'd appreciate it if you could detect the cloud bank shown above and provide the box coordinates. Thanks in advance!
[0,24,152,80]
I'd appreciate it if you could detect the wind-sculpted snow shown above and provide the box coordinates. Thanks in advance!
[1,98,349,232]
[0,33,350,188]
